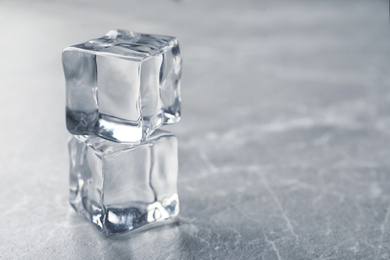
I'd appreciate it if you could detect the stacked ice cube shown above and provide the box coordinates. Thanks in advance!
[62,30,182,235]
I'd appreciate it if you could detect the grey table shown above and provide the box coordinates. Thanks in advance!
[1,0,390,259]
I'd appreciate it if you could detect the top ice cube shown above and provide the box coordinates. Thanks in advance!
[62,29,182,143]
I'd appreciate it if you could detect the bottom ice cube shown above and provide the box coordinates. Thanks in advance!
[68,130,179,235]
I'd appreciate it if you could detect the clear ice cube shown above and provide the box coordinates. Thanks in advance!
[62,29,182,143]
[68,130,179,235]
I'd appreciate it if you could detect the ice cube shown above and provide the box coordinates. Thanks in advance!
[68,130,179,235]
[62,29,182,143]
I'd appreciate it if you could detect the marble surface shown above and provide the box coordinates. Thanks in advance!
[1,0,390,259]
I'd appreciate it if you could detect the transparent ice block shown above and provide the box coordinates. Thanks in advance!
[62,29,182,143]
[68,130,179,235]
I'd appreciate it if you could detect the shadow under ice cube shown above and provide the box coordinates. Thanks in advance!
[68,130,179,235]
[62,29,182,143]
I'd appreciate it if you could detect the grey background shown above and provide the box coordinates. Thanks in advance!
[1,0,390,259]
